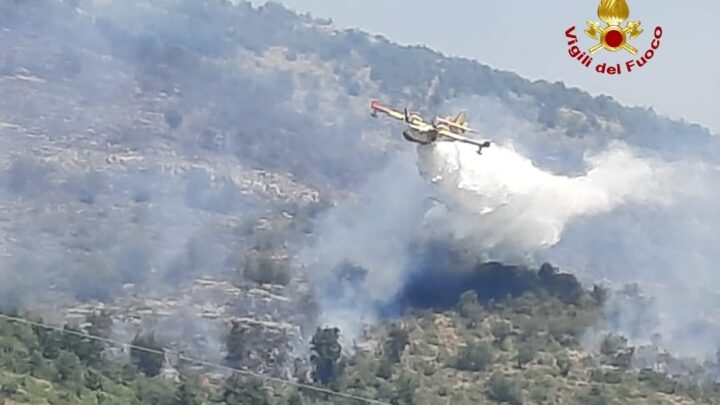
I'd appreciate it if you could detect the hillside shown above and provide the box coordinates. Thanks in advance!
[1,0,720,404]
[1,0,716,302]
[3,267,720,404]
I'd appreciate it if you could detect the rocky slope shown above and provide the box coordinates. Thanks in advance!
[1,1,720,403]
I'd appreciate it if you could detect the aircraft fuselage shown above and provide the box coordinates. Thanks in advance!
[402,128,438,145]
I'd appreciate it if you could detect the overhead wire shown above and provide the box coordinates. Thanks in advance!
[0,313,391,405]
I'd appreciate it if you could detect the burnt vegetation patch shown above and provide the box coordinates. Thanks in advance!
[395,244,588,311]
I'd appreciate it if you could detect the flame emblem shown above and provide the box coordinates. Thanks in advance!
[585,0,643,54]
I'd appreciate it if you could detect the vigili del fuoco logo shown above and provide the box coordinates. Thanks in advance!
[565,0,663,75]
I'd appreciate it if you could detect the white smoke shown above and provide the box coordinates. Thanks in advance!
[298,155,431,343]
[300,137,678,347]
[417,140,675,261]
[419,96,720,359]
[302,95,720,359]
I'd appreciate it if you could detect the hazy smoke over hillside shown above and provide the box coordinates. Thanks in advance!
[303,95,720,359]
[299,155,432,340]
[465,95,720,359]
[3,0,720,365]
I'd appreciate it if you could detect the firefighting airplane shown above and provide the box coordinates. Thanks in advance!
[370,100,491,153]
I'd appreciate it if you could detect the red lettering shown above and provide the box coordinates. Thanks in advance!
[565,25,663,74]
[654,26,663,39]
[625,60,636,73]
[566,26,578,45]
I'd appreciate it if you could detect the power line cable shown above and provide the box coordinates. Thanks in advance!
[0,313,390,405]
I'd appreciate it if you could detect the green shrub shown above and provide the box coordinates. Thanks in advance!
[454,341,494,372]
[487,372,523,404]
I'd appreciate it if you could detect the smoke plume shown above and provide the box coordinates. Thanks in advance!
[3,0,720,364]
[416,140,673,259]
[302,95,720,360]
[299,155,432,341]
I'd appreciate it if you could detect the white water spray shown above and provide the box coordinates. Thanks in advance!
[416,141,673,259]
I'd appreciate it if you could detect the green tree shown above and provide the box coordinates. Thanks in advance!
[599,333,627,356]
[0,333,31,373]
[610,347,634,369]
[55,350,84,388]
[84,368,102,390]
[286,391,304,405]
[133,376,176,405]
[457,290,483,320]
[120,363,139,383]
[225,321,247,366]
[384,324,409,364]
[529,379,555,404]
[376,357,393,380]
[455,341,494,372]
[29,350,56,380]
[638,368,676,394]
[61,325,104,366]
[174,380,201,405]
[576,385,611,405]
[34,326,64,359]
[310,327,344,387]
[1,380,18,397]
[223,374,270,405]
[86,311,113,338]
[516,342,536,369]
[491,320,512,346]
[130,332,165,377]
[393,373,418,405]
[487,372,523,404]
[556,353,572,377]
[242,250,291,285]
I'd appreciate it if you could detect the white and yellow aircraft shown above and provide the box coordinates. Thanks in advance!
[370,100,491,153]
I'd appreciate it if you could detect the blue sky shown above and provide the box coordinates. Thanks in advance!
[258,0,720,133]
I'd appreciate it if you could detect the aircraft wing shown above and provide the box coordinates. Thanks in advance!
[437,128,491,151]
[409,119,436,132]
[370,100,406,121]
[435,116,478,133]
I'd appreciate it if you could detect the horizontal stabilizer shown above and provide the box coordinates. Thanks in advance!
[436,116,477,133]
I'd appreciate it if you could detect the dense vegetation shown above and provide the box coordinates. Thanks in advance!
[3,265,720,404]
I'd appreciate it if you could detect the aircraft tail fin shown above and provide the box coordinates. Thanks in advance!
[453,111,467,126]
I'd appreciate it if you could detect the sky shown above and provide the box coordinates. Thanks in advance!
[258,0,720,134]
